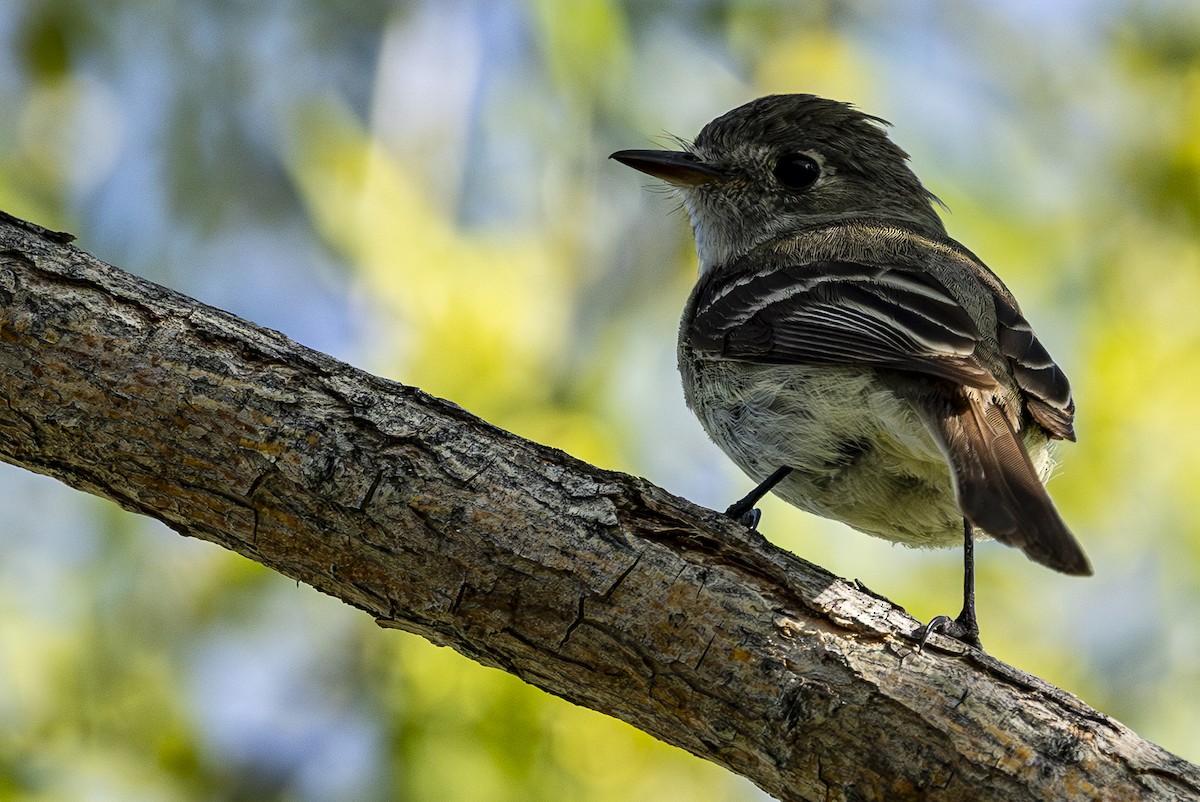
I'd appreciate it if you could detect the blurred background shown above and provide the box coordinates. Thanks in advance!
[2,1,1199,799]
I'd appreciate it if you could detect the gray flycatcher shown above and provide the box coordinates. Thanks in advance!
[611,94,1090,648]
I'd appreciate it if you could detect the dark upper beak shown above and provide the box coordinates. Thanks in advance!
[609,149,723,187]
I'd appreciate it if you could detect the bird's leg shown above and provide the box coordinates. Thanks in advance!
[919,520,983,649]
[957,522,981,644]
[724,466,793,530]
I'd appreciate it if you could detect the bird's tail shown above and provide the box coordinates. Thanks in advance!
[931,393,1091,576]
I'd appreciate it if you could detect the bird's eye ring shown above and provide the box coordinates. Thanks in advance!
[773,153,821,190]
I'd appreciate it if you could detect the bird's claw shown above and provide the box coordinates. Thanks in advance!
[917,613,982,650]
[725,503,761,531]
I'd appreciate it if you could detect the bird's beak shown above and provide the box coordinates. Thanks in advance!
[609,149,723,187]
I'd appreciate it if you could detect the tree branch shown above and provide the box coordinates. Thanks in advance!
[1,210,1196,801]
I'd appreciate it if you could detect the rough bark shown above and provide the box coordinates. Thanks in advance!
[0,210,1196,802]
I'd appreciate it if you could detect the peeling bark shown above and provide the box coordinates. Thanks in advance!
[1,211,1197,801]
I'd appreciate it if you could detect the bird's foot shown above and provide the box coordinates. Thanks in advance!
[724,501,762,531]
[723,466,793,531]
[918,612,982,650]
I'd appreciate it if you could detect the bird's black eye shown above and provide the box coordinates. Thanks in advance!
[772,153,821,190]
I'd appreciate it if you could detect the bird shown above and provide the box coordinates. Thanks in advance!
[611,94,1090,648]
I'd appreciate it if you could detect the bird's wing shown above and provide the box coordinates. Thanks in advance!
[991,294,1075,441]
[689,259,998,389]
[690,258,1076,439]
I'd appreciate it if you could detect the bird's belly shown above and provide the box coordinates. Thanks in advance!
[687,361,965,547]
